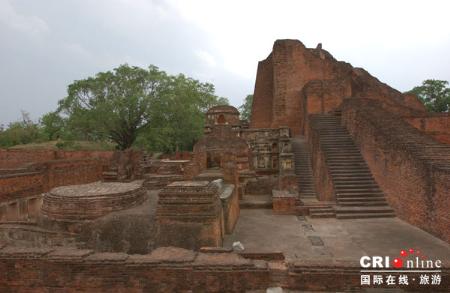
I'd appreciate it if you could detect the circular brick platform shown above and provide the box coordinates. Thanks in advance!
[41,181,145,224]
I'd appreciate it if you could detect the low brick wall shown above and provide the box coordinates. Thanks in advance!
[404,114,450,144]
[272,190,297,214]
[341,99,450,243]
[0,246,448,291]
[0,247,272,292]
[219,185,240,234]
[0,159,106,204]
[156,181,223,250]
[0,149,113,169]
[307,120,335,201]
[0,195,42,222]
[0,172,45,202]
[0,149,56,169]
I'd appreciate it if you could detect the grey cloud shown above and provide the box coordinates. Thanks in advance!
[0,0,241,125]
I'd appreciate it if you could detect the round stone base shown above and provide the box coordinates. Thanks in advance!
[41,181,145,232]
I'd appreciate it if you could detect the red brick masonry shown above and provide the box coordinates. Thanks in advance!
[341,99,450,243]
[0,246,448,292]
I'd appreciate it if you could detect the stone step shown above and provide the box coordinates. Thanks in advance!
[337,201,388,207]
[326,158,365,161]
[336,192,385,197]
[334,184,379,189]
[330,170,372,173]
[310,212,336,218]
[338,196,386,201]
[323,150,361,153]
[336,212,396,219]
[312,114,394,218]
[333,178,376,182]
[333,176,374,181]
[321,142,356,145]
[240,200,272,209]
[320,138,353,141]
[336,190,383,195]
[326,156,365,160]
[310,207,334,212]
[335,206,394,213]
[328,164,368,168]
[329,168,371,172]
[324,148,360,151]
[328,165,369,171]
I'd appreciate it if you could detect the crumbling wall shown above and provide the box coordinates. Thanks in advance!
[251,39,426,135]
[0,149,55,169]
[341,99,450,243]
[0,159,105,204]
[250,56,273,128]
[0,149,113,169]
[1,247,447,291]
[404,114,450,144]
[307,119,335,201]
[301,79,351,135]
[0,172,44,202]
[0,247,272,292]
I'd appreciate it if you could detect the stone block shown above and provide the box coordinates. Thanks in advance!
[156,181,223,250]
[272,190,298,215]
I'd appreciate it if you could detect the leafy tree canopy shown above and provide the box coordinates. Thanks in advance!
[56,64,228,151]
[239,94,253,121]
[0,111,42,147]
[407,79,450,112]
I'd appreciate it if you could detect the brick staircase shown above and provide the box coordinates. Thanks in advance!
[292,137,317,199]
[292,137,335,218]
[310,114,395,219]
[309,206,336,218]
[240,194,273,209]
[102,166,119,181]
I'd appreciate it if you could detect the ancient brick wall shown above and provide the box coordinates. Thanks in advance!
[301,79,352,134]
[250,39,426,135]
[0,172,45,202]
[0,247,272,292]
[44,159,104,190]
[0,149,113,169]
[341,99,450,243]
[0,247,448,291]
[0,159,105,204]
[307,122,335,201]
[404,114,450,144]
[251,56,274,128]
[0,195,42,222]
[0,149,56,169]
[156,181,223,250]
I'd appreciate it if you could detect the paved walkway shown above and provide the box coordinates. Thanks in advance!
[224,209,450,264]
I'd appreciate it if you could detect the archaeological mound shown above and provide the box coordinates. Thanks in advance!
[41,181,145,231]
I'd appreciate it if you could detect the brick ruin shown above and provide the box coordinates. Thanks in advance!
[0,39,449,291]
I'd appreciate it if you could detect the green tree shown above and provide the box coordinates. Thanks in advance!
[40,111,67,140]
[137,74,228,152]
[407,79,450,112]
[0,111,41,147]
[57,64,228,151]
[239,94,253,121]
[58,65,164,150]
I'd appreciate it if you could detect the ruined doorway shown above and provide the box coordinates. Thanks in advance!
[217,114,226,124]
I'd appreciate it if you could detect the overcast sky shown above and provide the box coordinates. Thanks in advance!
[1,0,449,125]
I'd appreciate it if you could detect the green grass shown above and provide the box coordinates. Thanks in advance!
[7,140,116,151]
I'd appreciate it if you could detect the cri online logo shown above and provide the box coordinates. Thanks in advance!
[360,248,442,269]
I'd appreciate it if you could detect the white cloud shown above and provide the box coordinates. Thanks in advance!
[0,0,449,124]
[196,50,217,67]
[0,0,48,37]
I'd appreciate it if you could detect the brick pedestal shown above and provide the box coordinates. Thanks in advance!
[156,181,223,250]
